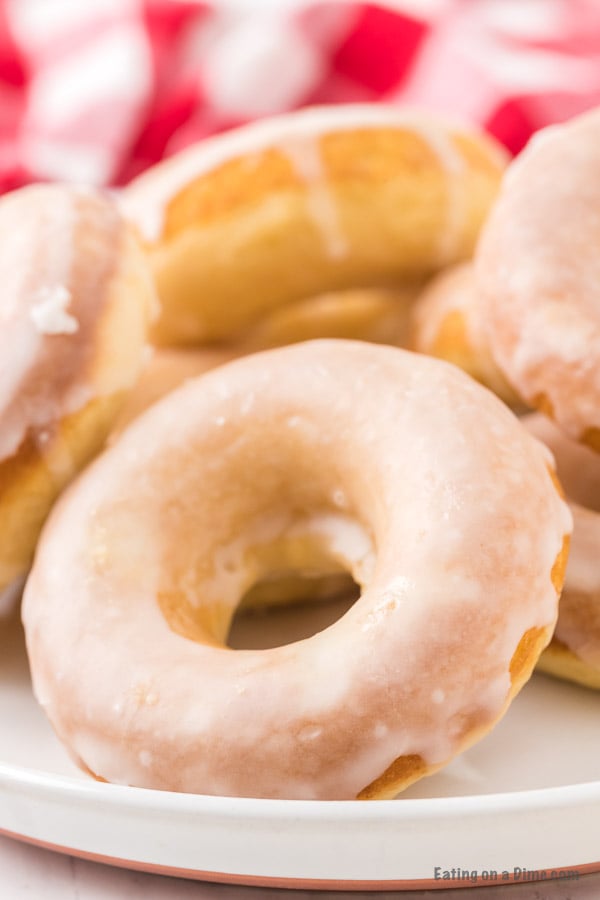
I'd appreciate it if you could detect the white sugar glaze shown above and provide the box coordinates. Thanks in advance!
[280,136,348,259]
[23,341,570,800]
[0,187,75,458]
[477,106,600,439]
[30,286,79,335]
[0,184,152,462]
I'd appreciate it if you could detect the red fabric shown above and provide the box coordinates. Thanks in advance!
[329,5,427,95]
[1,0,600,192]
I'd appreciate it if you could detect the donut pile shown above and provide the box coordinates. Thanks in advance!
[1,105,583,800]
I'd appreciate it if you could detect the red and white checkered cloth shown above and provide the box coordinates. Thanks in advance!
[1,0,600,194]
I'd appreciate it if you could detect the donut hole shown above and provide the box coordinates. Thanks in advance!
[228,571,359,650]
[156,491,377,650]
[150,394,380,650]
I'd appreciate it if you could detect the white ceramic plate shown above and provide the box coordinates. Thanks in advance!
[1,600,600,891]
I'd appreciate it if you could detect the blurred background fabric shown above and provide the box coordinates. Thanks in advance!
[1,0,600,193]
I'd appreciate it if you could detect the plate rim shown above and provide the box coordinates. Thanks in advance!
[3,756,600,889]
[2,759,600,820]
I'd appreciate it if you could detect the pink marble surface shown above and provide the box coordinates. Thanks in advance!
[1,835,599,899]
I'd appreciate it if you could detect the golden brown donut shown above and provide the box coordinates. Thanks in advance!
[24,340,569,799]
[411,262,521,407]
[240,287,419,350]
[524,413,600,688]
[0,184,155,593]
[121,105,506,346]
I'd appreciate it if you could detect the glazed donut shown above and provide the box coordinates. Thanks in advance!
[476,107,600,447]
[121,104,506,346]
[524,413,600,689]
[0,184,155,594]
[411,263,521,407]
[24,340,569,800]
